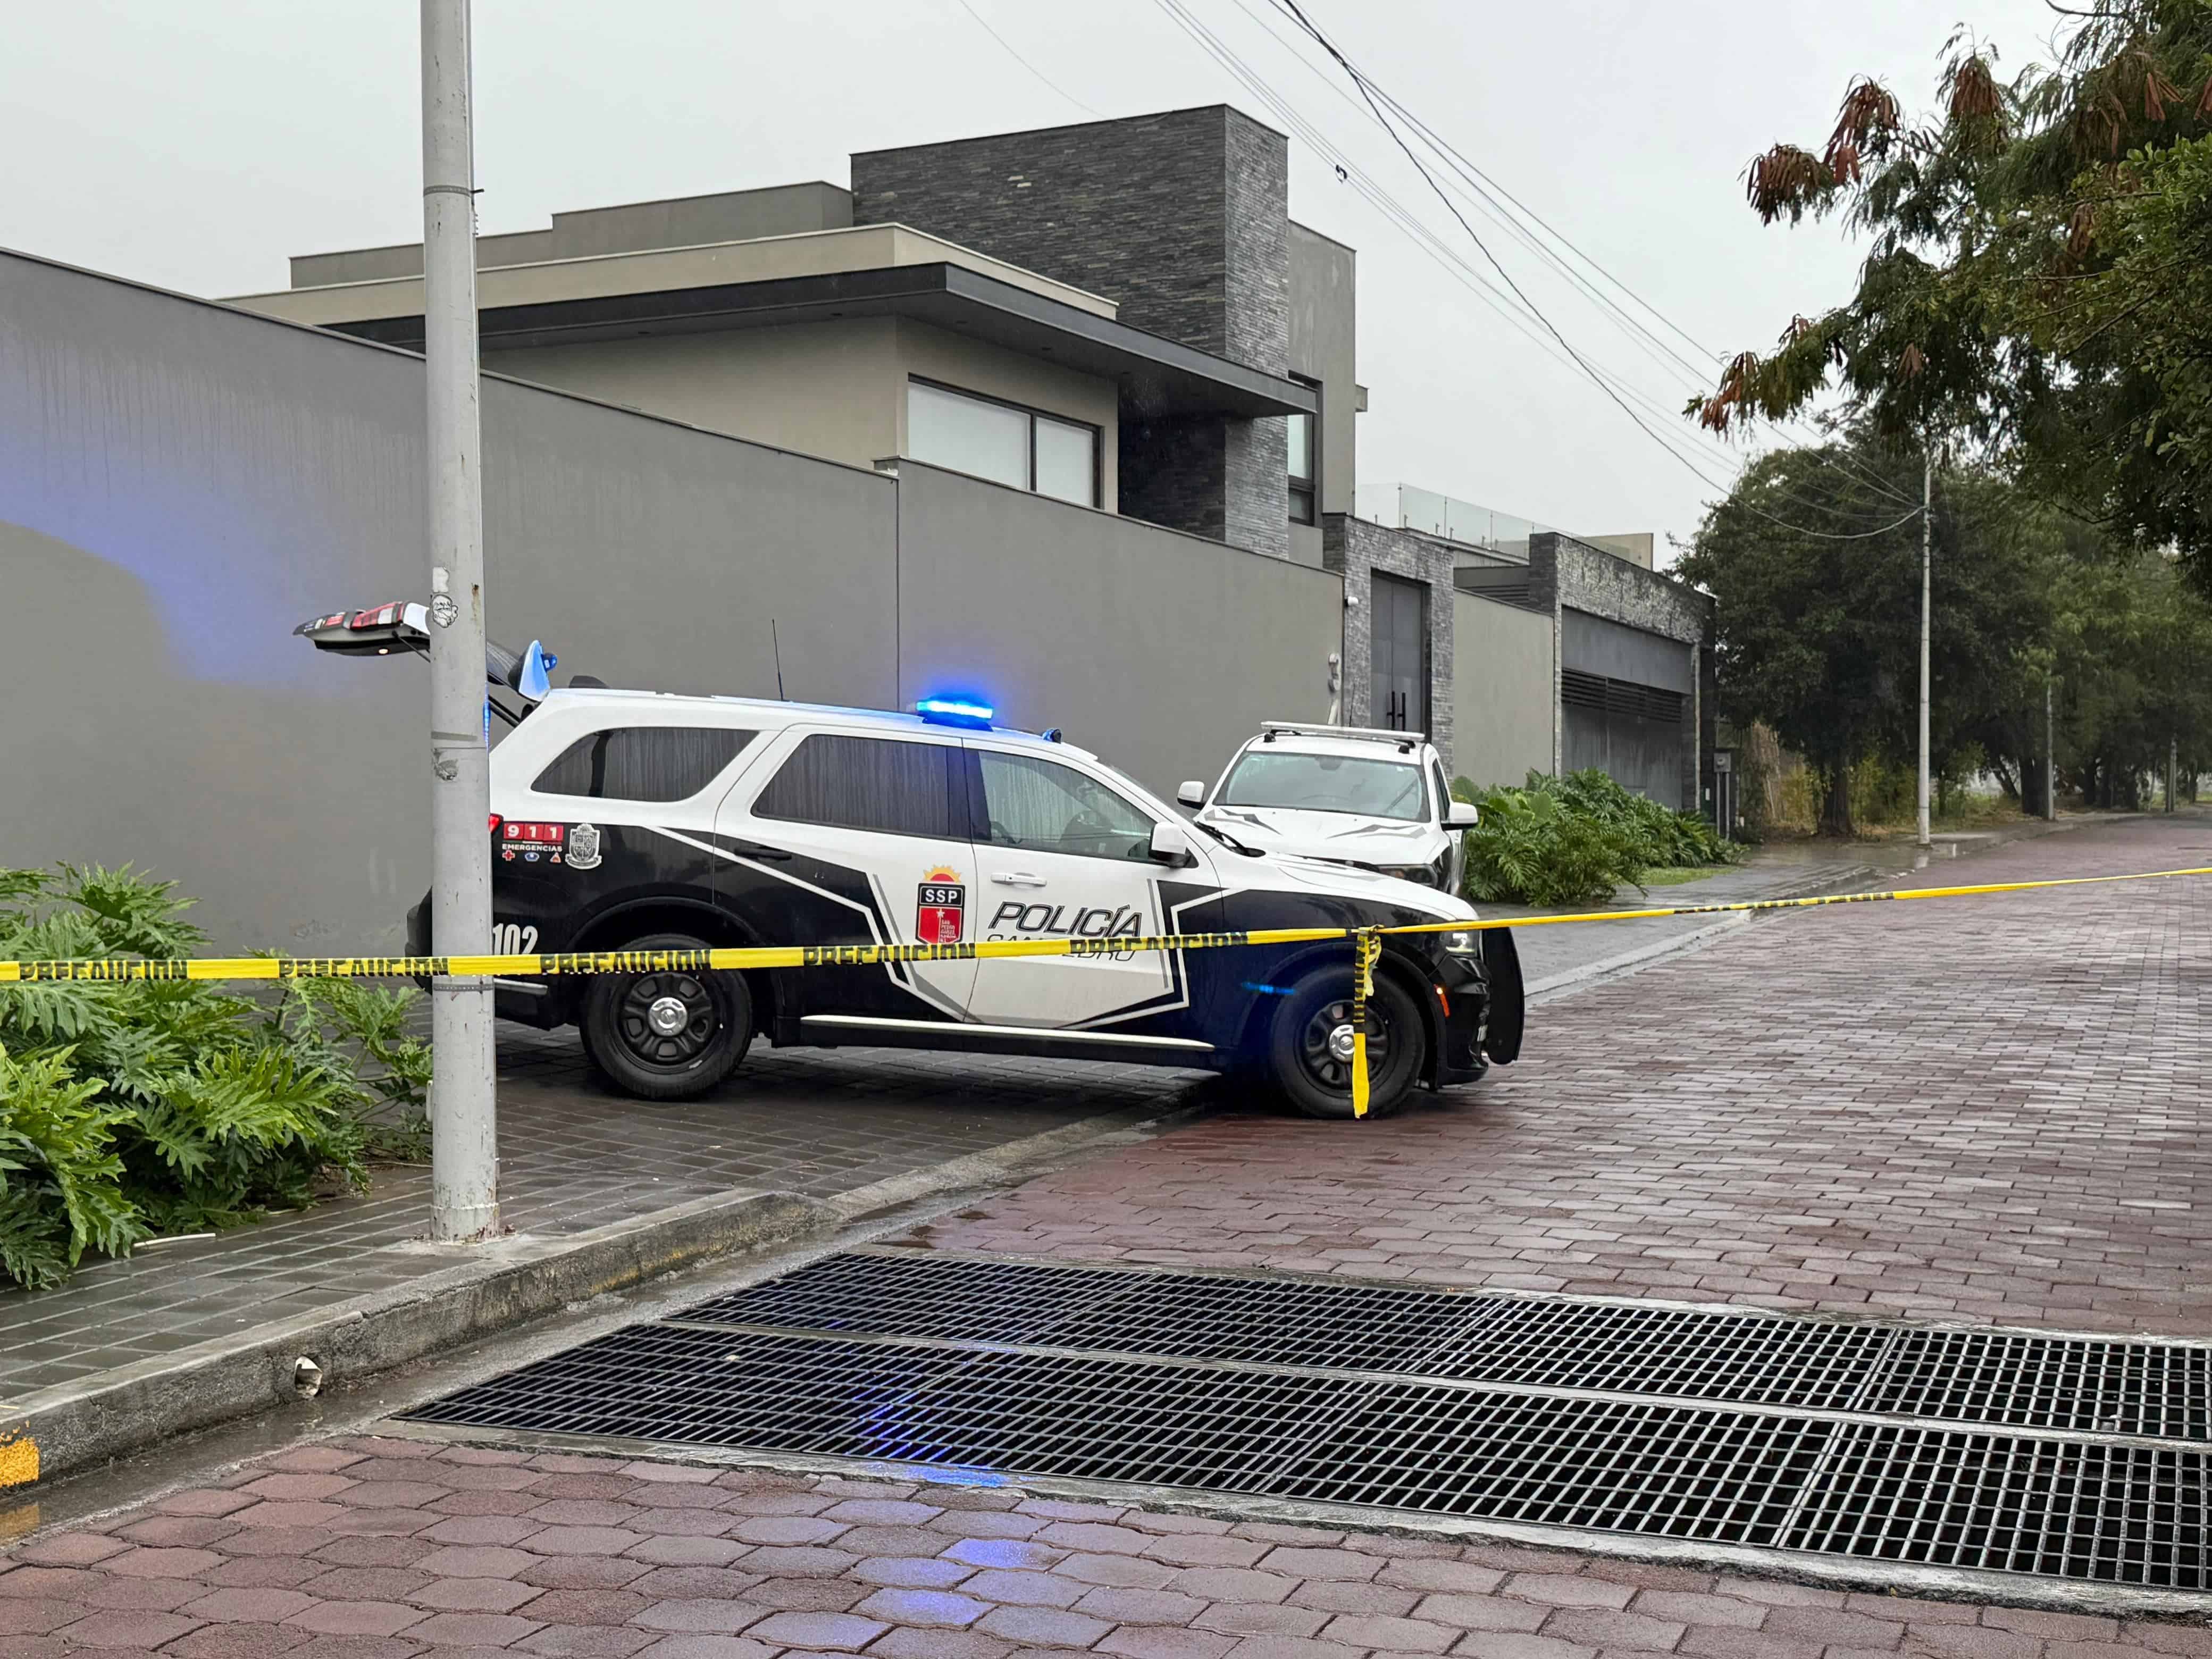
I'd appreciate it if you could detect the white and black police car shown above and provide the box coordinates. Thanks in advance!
[298,605,1522,1119]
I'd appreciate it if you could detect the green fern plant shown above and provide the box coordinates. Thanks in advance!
[0,863,429,1288]
[0,1042,145,1289]
[1455,785,1645,906]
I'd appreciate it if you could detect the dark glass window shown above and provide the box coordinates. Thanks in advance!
[977,751,1155,862]
[753,734,962,838]
[1287,374,1319,526]
[532,726,753,802]
[1430,759,1452,822]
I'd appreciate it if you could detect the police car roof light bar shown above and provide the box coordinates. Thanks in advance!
[916,697,995,730]
[1261,720,1427,746]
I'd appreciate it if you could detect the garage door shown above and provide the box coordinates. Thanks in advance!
[1562,670,1687,807]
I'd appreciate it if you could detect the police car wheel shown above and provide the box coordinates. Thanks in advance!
[1268,968,1423,1120]
[580,932,752,1100]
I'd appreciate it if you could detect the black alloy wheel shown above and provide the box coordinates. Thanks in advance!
[580,932,752,1100]
[1267,965,1426,1120]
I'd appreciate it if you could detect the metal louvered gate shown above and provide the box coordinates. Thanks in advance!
[405,1249,2212,1591]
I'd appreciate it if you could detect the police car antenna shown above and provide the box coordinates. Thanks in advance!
[771,619,786,700]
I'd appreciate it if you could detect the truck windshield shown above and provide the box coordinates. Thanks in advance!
[1218,752,1427,821]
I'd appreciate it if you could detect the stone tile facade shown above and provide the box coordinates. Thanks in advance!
[1320,515,1455,770]
[852,107,1292,561]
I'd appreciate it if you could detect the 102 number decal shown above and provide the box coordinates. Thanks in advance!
[491,924,540,955]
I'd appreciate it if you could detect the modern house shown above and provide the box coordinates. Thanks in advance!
[1,104,1714,950]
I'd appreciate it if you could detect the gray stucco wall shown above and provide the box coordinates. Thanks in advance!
[0,250,1344,953]
[0,251,896,952]
[1562,608,1692,693]
[1320,516,1455,770]
[852,107,1292,562]
[290,182,856,287]
[1287,222,1355,522]
[1451,592,1556,788]
[895,462,1342,795]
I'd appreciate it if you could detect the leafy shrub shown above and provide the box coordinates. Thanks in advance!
[1455,785,1644,906]
[0,865,430,1289]
[1450,769,1738,907]
[1549,769,1738,867]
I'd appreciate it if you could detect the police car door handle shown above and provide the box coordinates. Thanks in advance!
[991,871,1048,887]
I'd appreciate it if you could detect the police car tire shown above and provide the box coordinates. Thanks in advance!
[1268,967,1423,1120]
[580,932,752,1101]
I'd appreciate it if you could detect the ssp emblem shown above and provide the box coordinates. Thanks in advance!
[565,823,603,872]
[916,867,966,944]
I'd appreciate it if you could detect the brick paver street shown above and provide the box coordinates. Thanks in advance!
[6,1435,2210,1659]
[923,814,2212,1334]
[7,816,2212,1656]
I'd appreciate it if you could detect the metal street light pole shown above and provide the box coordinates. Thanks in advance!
[1916,450,1932,849]
[2046,677,2056,820]
[422,0,499,1242]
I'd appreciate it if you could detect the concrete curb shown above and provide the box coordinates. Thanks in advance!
[3,1103,1173,1489]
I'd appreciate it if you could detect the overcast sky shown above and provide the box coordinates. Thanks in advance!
[5,0,2060,560]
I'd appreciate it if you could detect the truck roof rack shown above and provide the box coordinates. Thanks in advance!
[1260,720,1426,748]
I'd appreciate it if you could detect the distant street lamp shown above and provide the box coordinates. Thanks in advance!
[1916,450,1933,850]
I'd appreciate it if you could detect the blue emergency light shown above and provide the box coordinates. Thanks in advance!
[916,696,995,729]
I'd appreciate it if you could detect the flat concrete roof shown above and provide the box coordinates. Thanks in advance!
[230,224,1314,421]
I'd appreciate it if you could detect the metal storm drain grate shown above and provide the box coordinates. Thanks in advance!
[677,1250,2209,1430]
[405,1250,2212,1589]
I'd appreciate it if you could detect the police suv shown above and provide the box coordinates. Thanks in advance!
[298,606,1522,1119]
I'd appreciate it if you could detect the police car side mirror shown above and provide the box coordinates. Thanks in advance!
[1446,801,1480,828]
[1176,780,1206,808]
[1149,822,1195,865]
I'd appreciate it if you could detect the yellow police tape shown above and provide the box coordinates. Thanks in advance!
[2,863,2206,1118]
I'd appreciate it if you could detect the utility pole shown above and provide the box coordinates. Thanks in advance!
[2045,678,2056,820]
[422,0,499,1242]
[2169,734,2178,813]
[1916,450,1932,849]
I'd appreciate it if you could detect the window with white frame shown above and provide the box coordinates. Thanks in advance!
[906,379,1100,508]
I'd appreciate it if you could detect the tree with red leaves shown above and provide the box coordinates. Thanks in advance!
[1695,2,2212,593]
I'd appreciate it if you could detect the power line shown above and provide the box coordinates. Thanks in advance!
[1150,0,1752,498]
[1204,0,1926,539]
[1220,0,1921,514]
[951,0,1103,118]
[1268,0,1718,488]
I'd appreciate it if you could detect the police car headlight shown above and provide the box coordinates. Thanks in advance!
[1440,929,1481,956]
[1375,864,1435,887]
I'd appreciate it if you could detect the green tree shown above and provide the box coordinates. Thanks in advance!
[2047,551,2212,805]
[1695,3,2212,592]
[1678,439,2056,835]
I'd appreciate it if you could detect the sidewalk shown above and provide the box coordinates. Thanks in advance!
[0,1040,1210,1484]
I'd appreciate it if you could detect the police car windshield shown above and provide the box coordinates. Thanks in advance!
[1218,751,1427,821]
